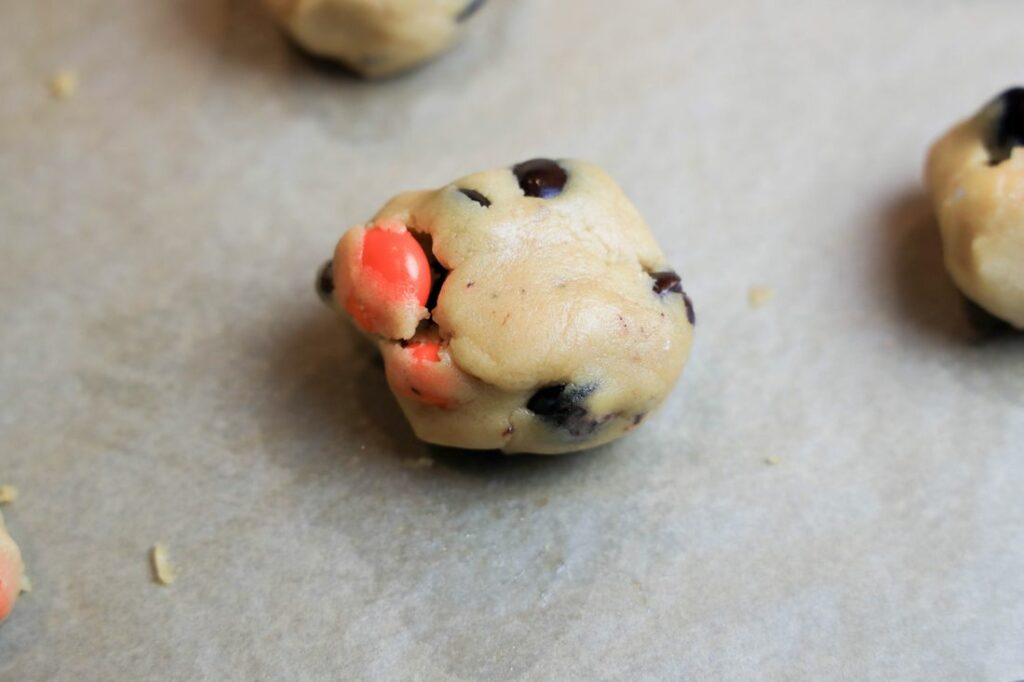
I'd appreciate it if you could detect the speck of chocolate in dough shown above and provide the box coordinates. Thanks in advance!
[456,0,486,22]
[632,414,645,426]
[527,383,603,437]
[987,87,1024,165]
[512,159,568,199]
[458,188,491,207]
[316,259,335,303]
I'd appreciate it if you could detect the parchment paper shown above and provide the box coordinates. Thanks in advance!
[1,1,1023,679]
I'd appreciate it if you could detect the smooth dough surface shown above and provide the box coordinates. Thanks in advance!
[926,88,1024,329]
[322,159,695,455]
[265,0,483,78]
[0,511,23,622]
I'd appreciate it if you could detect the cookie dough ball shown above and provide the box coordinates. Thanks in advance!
[0,512,24,622]
[926,87,1024,329]
[266,0,486,78]
[318,159,696,454]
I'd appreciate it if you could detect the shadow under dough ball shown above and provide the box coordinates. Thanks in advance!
[317,159,696,455]
[925,87,1024,330]
[265,0,487,78]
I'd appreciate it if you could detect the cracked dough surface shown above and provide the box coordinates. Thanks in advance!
[925,88,1024,329]
[323,159,695,455]
[265,0,483,78]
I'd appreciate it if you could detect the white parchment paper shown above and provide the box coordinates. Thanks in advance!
[1,1,1023,679]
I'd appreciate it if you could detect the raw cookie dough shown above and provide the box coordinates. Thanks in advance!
[265,0,486,78]
[318,159,696,454]
[0,512,24,622]
[926,87,1024,329]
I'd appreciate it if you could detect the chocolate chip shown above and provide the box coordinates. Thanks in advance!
[683,291,696,325]
[985,87,1024,165]
[650,270,683,295]
[316,259,335,304]
[512,159,568,199]
[649,270,695,324]
[527,383,604,437]
[459,188,491,207]
[457,0,486,22]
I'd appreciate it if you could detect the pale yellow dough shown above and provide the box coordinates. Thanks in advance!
[265,0,481,78]
[926,97,1024,329]
[325,160,695,455]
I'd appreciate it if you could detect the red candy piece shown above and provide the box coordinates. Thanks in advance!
[344,226,432,337]
[361,227,431,307]
[406,341,441,363]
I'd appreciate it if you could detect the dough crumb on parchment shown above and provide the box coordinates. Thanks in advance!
[150,543,178,586]
[748,286,775,309]
[48,70,78,99]
[19,574,32,594]
[764,456,781,466]
[0,485,17,505]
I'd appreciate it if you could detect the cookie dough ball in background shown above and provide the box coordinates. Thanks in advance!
[926,87,1024,329]
[0,512,24,622]
[266,0,486,78]
[318,159,696,455]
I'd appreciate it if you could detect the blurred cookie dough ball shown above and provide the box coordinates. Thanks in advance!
[266,0,486,78]
[926,87,1024,329]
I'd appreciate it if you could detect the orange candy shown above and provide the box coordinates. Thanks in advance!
[406,341,441,363]
[362,227,432,306]
[0,555,18,622]
[383,339,459,408]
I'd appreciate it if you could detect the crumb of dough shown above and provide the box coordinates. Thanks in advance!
[748,286,775,309]
[150,543,178,586]
[0,485,17,505]
[764,456,781,466]
[19,574,32,593]
[48,70,78,99]
[401,456,435,470]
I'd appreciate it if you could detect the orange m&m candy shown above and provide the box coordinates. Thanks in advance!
[343,225,432,337]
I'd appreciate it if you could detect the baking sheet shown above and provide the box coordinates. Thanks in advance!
[2,0,1023,679]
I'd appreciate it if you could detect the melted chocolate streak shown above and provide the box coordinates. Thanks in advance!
[457,0,486,22]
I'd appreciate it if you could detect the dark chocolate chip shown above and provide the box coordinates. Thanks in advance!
[649,270,695,324]
[683,291,696,325]
[459,188,491,207]
[963,296,1013,338]
[512,159,568,199]
[456,0,486,22]
[316,259,335,304]
[650,270,683,295]
[527,383,604,437]
[984,87,1024,165]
